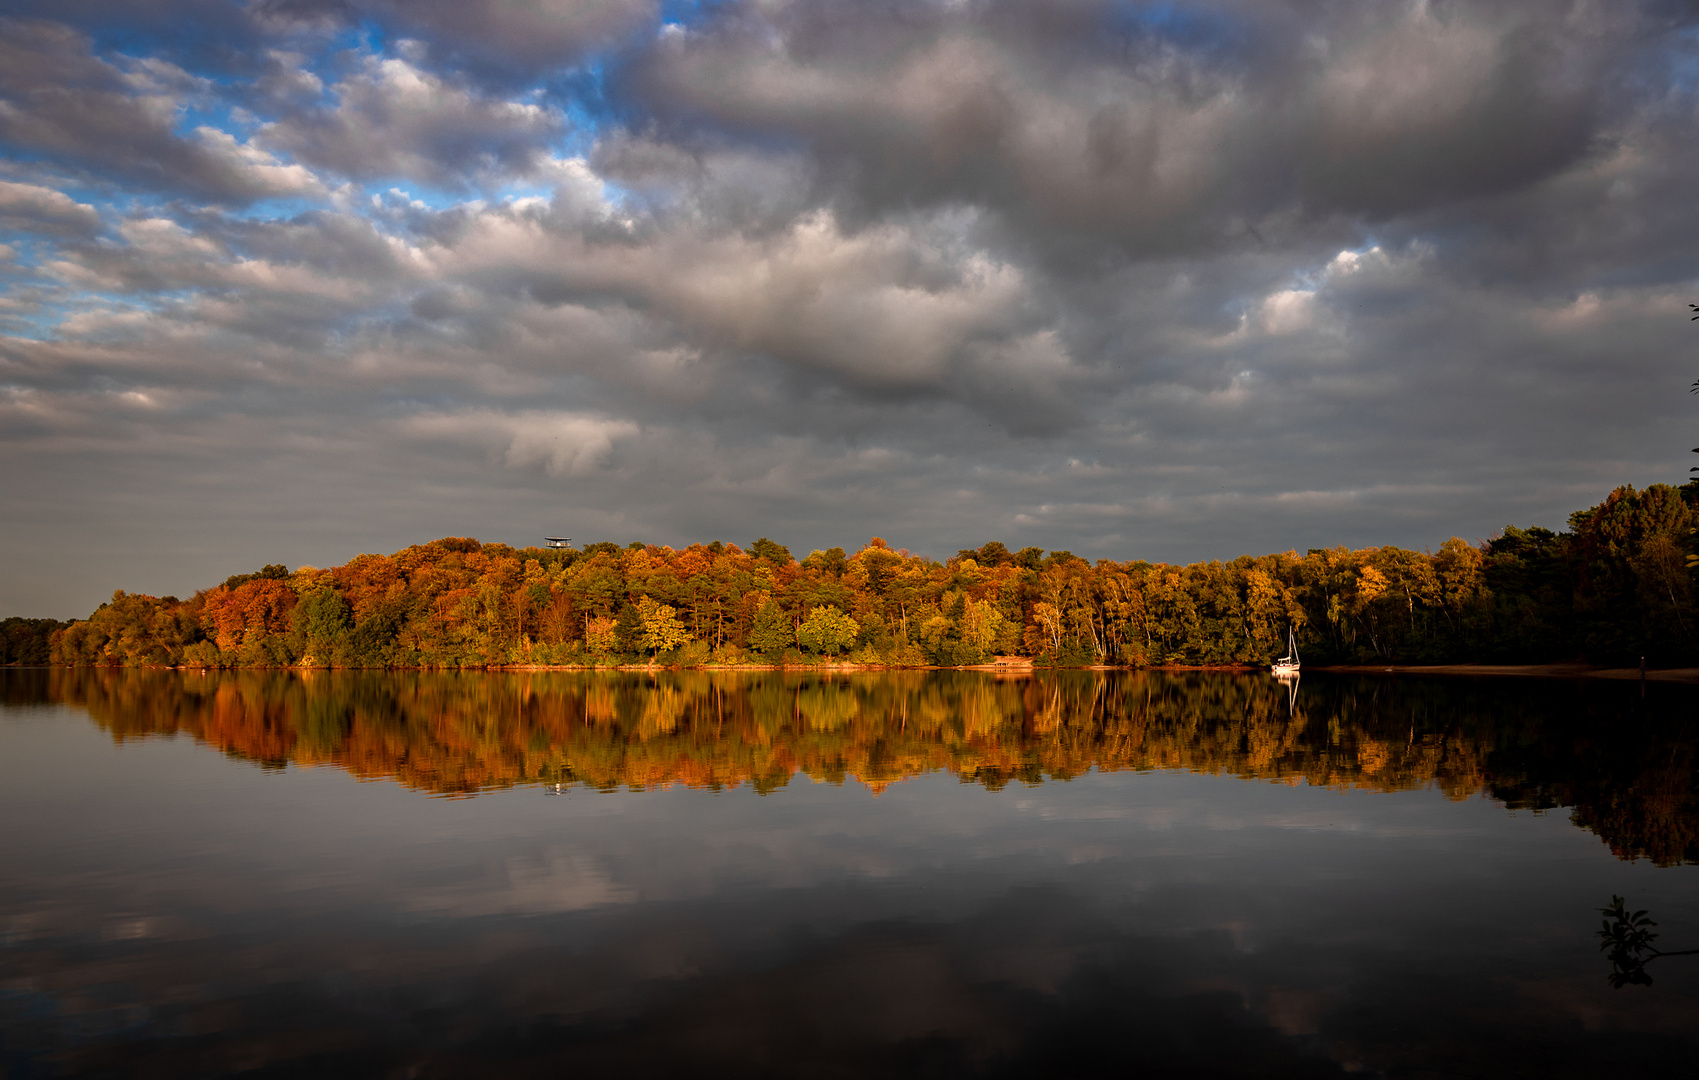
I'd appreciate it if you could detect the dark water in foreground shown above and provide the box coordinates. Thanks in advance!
[2,668,1697,1078]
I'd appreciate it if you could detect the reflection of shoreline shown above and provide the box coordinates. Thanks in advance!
[17,667,1697,866]
[1317,663,1699,683]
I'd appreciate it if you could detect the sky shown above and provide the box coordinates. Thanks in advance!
[3,0,1698,619]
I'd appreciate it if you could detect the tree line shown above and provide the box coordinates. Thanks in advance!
[30,482,1699,670]
[2,618,70,665]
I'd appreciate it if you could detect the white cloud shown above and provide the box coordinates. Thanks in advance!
[193,127,326,198]
[1257,290,1316,336]
[397,409,640,476]
[257,54,565,188]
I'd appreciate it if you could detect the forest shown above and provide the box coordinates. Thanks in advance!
[24,481,1699,671]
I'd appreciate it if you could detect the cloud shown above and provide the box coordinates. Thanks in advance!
[257,54,567,189]
[0,19,325,203]
[625,210,1035,391]
[398,408,640,476]
[0,180,102,236]
[3,1,1699,617]
[444,200,1047,393]
[356,0,659,82]
[1256,290,1317,337]
[624,0,1634,254]
[402,849,636,916]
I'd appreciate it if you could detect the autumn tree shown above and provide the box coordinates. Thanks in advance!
[797,605,860,656]
[39,484,1699,671]
[635,597,692,656]
[585,616,619,655]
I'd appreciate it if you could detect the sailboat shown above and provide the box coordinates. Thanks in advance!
[1271,627,1300,676]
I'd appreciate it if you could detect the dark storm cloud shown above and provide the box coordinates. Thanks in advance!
[352,0,660,83]
[3,0,1699,616]
[0,14,580,201]
[2,0,657,79]
[621,0,1642,258]
[0,19,320,204]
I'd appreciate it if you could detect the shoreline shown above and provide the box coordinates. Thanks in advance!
[17,661,1699,683]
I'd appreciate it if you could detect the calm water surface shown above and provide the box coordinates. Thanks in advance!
[2,668,1697,1078]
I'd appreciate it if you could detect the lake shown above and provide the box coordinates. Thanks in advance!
[2,668,1696,1077]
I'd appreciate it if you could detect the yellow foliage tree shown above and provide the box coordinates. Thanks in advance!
[636,597,691,655]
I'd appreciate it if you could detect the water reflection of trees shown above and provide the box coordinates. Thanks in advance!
[31,668,1699,865]
[1597,896,1699,988]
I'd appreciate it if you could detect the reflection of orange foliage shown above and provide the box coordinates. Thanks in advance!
[43,668,1699,864]
[201,681,298,763]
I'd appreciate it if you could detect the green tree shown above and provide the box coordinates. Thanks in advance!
[797,605,860,656]
[614,603,644,653]
[747,600,793,657]
[1570,485,1696,660]
[1,618,71,665]
[749,537,793,564]
[292,588,353,662]
[222,563,289,590]
[802,547,848,576]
